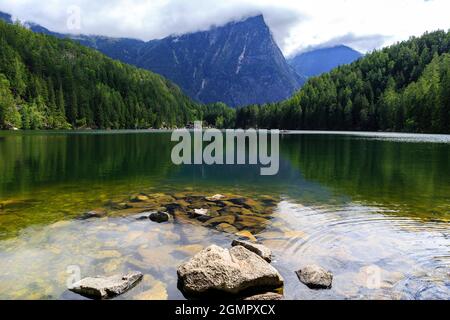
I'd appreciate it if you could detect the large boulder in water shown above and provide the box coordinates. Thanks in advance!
[177,245,283,296]
[69,272,143,299]
[295,265,333,289]
[232,239,272,262]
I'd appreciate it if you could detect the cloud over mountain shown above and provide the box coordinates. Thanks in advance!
[1,0,449,55]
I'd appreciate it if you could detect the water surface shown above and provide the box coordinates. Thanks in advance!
[0,131,448,299]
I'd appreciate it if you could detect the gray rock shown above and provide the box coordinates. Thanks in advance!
[190,208,211,221]
[69,272,143,299]
[194,208,208,215]
[244,292,283,300]
[177,245,283,296]
[80,208,107,220]
[205,194,226,202]
[232,240,272,262]
[149,211,170,223]
[295,265,333,289]
[130,194,149,202]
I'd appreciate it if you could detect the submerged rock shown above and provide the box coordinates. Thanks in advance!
[219,206,252,215]
[196,215,213,223]
[111,202,132,210]
[174,244,205,256]
[134,281,168,300]
[92,250,122,259]
[229,197,263,211]
[235,230,257,242]
[205,194,226,202]
[228,197,247,206]
[130,194,149,202]
[147,193,176,203]
[296,265,333,289]
[149,211,170,223]
[216,223,239,234]
[177,245,283,296]
[86,191,279,238]
[80,208,107,219]
[244,292,283,300]
[165,202,185,215]
[190,208,220,221]
[69,272,143,299]
[102,259,122,273]
[237,215,270,228]
[203,215,235,226]
[231,240,272,262]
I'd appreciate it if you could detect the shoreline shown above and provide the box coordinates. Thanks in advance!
[1,129,449,144]
[2,128,450,135]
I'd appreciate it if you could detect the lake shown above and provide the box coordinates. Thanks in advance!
[0,131,449,300]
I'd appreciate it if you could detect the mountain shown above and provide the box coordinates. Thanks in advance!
[75,15,305,107]
[236,30,450,134]
[0,20,202,130]
[74,36,146,66]
[288,45,362,78]
[25,22,64,38]
[0,11,12,24]
[22,20,145,65]
[2,12,304,108]
[131,15,305,107]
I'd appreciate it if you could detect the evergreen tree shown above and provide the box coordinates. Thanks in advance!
[0,20,203,130]
[236,30,450,134]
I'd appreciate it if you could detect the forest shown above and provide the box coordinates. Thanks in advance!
[0,21,204,130]
[0,20,449,133]
[236,30,450,134]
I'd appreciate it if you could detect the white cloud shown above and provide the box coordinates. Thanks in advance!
[0,0,449,56]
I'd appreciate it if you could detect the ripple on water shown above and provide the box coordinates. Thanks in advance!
[265,200,450,300]
[0,199,448,300]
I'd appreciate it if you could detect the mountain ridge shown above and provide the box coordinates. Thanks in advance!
[288,45,362,78]
[0,19,203,130]
[131,15,305,107]
[0,11,12,24]
[0,12,305,108]
[236,30,450,133]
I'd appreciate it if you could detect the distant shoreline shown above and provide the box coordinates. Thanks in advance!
[1,129,449,141]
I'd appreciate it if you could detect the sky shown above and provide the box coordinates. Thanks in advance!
[0,0,449,57]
